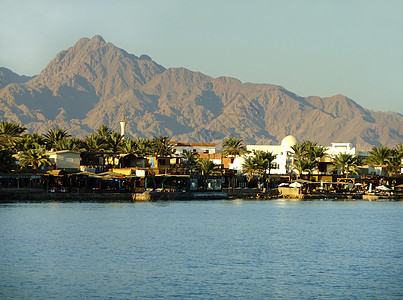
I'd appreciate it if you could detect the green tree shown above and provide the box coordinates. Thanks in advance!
[20,133,46,151]
[96,124,112,141]
[241,150,277,187]
[120,138,139,155]
[53,137,83,151]
[197,158,222,176]
[386,144,403,176]
[0,149,16,172]
[365,146,391,176]
[181,150,199,173]
[291,141,307,161]
[106,132,124,153]
[136,138,153,156]
[293,157,317,179]
[83,134,107,152]
[20,148,52,169]
[254,150,277,176]
[0,121,26,151]
[43,127,71,150]
[332,153,358,178]
[242,157,259,181]
[307,144,328,174]
[222,137,248,157]
[151,136,174,157]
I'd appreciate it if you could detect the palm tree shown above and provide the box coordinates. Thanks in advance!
[20,133,46,151]
[43,127,71,150]
[0,149,16,172]
[181,150,199,173]
[293,157,317,179]
[136,138,153,156]
[307,144,328,174]
[394,144,403,158]
[106,132,124,153]
[197,158,222,176]
[53,137,83,151]
[20,148,52,169]
[0,121,26,150]
[242,156,258,181]
[386,145,403,176]
[96,124,112,141]
[120,138,139,155]
[332,153,358,178]
[222,137,248,158]
[365,146,391,176]
[151,136,174,157]
[254,150,278,176]
[241,150,278,188]
[83,134,107,152]
[103,132,124,168]
[291,141,307,161]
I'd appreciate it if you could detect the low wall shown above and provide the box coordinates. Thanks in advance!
[278,187,302,198]
[0,189,228,202]
[0,189,133,202]
[134,191,229,201]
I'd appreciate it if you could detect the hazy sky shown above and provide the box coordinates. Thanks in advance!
[1,0,402,112]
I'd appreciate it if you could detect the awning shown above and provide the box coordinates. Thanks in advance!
[46,170,67,176]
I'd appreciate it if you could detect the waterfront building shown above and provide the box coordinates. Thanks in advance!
[172,142,216,156]
[47,150,80,171]
[326,143,356,157]
[230,135,298,175]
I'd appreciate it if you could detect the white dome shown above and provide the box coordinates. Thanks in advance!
[281,135,298,147]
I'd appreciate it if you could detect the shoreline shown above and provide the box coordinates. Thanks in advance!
[0,188,401,203]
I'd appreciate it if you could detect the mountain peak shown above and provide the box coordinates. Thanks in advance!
[91,35,105,43]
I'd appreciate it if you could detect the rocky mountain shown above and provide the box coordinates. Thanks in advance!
[0,35,402,150]
[0,67,32,90]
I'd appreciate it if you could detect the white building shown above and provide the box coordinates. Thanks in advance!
[230,135,298,175]
[47,150,81,171]
[326,143,356,157]
[172,142,216,156]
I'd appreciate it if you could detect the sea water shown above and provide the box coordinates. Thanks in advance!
[0,200,402,299]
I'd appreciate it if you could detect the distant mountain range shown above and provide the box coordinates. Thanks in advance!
[0,35,402,150]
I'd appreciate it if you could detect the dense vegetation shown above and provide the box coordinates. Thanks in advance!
[0,121,402,178]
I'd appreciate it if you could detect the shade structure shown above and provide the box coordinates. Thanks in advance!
[98,171,126,178]
[75,171,102,178]
[375,185,390,191]
[289,182,303,188]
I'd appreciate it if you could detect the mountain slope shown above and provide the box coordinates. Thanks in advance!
[0,35,401,150]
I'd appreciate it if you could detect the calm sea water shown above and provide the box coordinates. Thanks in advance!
[0,200,402,299]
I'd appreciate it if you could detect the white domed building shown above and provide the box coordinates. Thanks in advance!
[229,135,299,175]
[280,135,298,148]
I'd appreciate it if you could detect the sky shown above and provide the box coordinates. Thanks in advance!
[0,0,402,113]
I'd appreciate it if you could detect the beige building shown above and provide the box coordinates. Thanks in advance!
[47,150,81,171]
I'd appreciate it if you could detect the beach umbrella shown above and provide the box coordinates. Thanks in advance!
[289,182,303,188]
[278,183,289,187]
[354,183,363,186]
[368,183,372,192]
[375,185,390,191]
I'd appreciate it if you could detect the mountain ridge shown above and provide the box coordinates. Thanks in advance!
[0,35,402,150]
